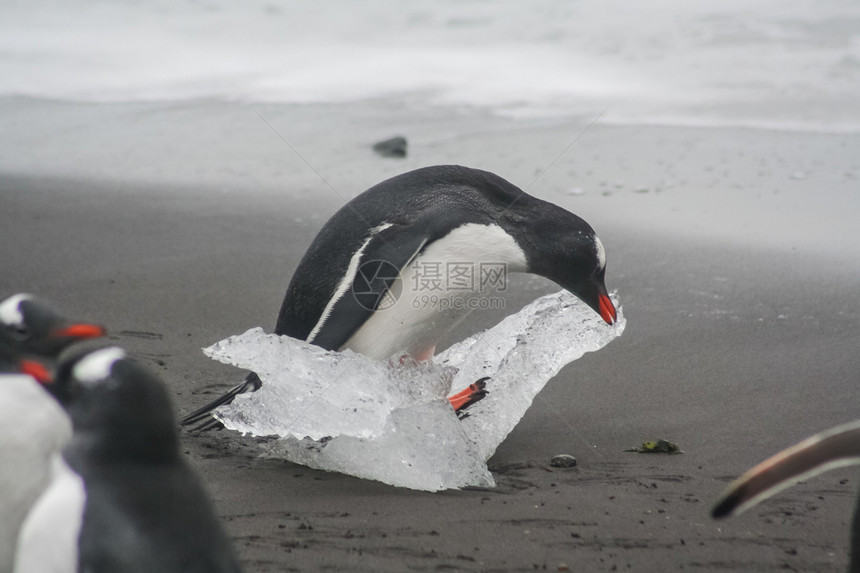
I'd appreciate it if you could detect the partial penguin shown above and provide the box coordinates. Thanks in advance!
[0,293,105,573]
[14,346,242,573]
[713,420,860,571]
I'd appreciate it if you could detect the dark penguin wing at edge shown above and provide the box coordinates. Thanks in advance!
[712,419,860,518]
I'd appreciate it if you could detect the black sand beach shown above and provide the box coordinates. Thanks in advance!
[2,99,859,571]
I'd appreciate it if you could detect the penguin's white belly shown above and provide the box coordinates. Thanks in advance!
[13,455,85,573]
[0,376,71,573]
[342,277,474,361]
[342,223,527,361]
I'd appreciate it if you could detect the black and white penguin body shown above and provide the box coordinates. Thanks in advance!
[276,165,615,360]
[15,347,242,573]
[0,373,71,573]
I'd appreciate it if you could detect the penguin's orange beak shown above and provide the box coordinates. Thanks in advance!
[20,360,53,384]
[598,293,617,325]
[51,323,107,340]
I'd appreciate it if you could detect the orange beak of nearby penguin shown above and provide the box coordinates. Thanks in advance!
[19,359,53,384]
[598,293,617,325]
[51,323,108,340]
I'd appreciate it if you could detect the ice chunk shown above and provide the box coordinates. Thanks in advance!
[253,402,494,491]
[205,336,490,490]
[438,290,626,462]
[204,335,455,441]
[204,290,625,491]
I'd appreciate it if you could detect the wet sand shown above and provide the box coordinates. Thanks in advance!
[2,99,859,571]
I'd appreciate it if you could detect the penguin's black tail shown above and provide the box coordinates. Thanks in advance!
[179,371,262,430]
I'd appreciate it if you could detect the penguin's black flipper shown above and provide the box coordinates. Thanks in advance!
[181,223,429,430]
[187,417,228,432]
[300,223,431,352]
[179,371,262,428]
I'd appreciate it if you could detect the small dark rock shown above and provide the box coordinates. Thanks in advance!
[372,136,408,158]
[550,454,577,468]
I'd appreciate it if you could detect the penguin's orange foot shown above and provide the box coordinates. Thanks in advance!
[448,377,490,413]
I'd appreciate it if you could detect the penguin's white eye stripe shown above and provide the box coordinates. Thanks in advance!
[0,293,33,327]
[594,237,606,271]
[73,347,127,386]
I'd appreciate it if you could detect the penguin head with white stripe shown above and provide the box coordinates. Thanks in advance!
[499,196,617,325]
[0,293,107,381]
[51,346,179,462]
[0,293,107,361]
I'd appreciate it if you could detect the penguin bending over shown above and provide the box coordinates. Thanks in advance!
[14,346,242,573]
[181,165,616,427]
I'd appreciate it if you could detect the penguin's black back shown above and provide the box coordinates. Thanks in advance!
[68,454,240,573]
[60,356,241,573]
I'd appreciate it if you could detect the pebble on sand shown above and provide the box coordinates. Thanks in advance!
[550,454,578,468]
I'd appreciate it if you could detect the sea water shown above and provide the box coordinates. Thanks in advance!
[1,0,858,132]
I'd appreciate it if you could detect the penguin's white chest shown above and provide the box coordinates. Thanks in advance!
[13,454,85,573]
[343,223,527,361]
[0,376,72,572]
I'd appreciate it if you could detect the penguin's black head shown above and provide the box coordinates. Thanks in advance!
[0,293,107,365]
[53,346,179,463]
[514,206,617,325]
